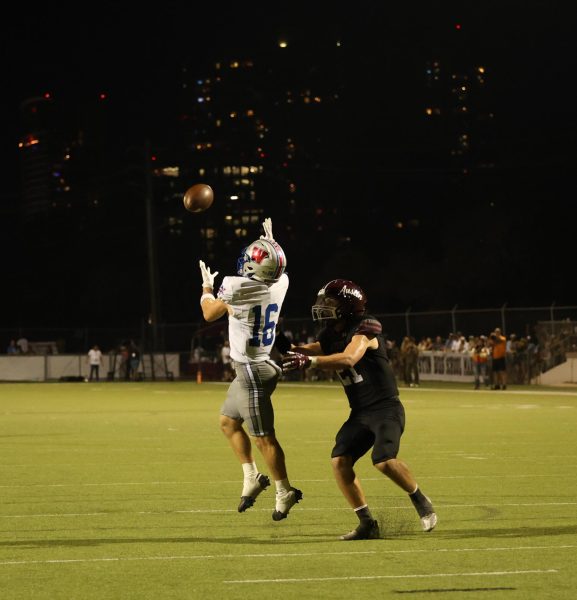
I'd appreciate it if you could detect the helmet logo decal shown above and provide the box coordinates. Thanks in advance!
[338,284,363,300]
[250,246,270,264]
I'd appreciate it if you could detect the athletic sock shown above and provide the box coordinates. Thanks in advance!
[275,478,290,496]
[409,486,426,503]
[242,462,258,478]
[354,504,374,524]
[241,462,258,496]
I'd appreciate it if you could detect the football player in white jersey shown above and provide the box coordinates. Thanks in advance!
[199,218,302,521]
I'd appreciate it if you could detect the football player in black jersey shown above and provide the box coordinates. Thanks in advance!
[282,279,437,540]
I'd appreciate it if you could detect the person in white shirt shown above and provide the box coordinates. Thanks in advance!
[87,345,103,381]
[199,218,302,521]
[220,340,233,381]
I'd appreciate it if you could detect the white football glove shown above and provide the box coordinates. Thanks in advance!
[199,260,219,289]
[260,217,274,241]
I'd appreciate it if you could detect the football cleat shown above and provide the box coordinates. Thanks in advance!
[238,473,270,513]
[272,487,303,521]
[420,512,438,532]
[410,493,437,532]
[340,519,381,541]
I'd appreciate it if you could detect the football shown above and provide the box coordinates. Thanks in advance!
[183,184,214,213]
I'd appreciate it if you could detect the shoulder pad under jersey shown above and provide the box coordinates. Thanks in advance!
[354,318,382,337]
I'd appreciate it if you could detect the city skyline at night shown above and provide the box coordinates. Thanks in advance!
[2,3,576,338]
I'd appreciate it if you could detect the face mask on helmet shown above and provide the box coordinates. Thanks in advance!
[237,239,287,283]
[311,279,367,321]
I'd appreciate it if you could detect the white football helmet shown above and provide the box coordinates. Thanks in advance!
[237,239,287,283]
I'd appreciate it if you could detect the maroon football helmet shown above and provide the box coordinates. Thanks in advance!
[311,279,367,321]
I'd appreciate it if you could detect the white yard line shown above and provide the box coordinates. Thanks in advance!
[224,568,559,584]
[0,501,577,519]
[0,547,573,567]
[0,501,575,519]
[1,472,574,490]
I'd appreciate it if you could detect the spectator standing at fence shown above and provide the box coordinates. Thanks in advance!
[87,345,103,382]
[127,340,141,381]
[471,336,490,390]
[16,336,29,355]
[6,339,18,354]
[431,336,445,351]
[401,336,420,387]
[220,340,233,381]
[489,328,507,389]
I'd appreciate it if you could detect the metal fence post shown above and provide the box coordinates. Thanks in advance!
[405,307,411,337]
[451,304,458,334]
[501,303,507,334]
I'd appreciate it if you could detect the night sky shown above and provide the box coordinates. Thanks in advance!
[2,2,577,336]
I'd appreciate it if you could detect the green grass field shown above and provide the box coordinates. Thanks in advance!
[1,381,576,599]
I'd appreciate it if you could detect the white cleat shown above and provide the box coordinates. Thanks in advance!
[421,512,438,532]
[410,492,437,532]
[238,473,270,512]
[272,487,303,521]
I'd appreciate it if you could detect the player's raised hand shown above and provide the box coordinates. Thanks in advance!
[282,352,311,371]
[199,260,219,289]
[260,217,274,241]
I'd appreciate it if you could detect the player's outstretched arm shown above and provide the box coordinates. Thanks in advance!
[199,260,230,322]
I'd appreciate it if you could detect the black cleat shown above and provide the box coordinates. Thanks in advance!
[340,519,380,541]
[238,473,270,512]
[272,487,303,521]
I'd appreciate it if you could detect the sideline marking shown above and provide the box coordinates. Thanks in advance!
[278,383,577,397]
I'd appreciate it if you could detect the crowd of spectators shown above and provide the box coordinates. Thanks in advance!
[384,326,576,387]
[7,320,575,387]
[271,322,576,388]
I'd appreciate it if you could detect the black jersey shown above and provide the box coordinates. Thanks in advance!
[318,314,399,410]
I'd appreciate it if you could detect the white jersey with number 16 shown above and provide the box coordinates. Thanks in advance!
[217,273,289,364]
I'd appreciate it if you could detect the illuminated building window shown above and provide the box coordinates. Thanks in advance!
[201,228,216,239]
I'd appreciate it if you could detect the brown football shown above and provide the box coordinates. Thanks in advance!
[183,184,214,213]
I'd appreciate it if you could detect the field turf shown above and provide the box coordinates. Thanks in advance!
[1,381,576,599]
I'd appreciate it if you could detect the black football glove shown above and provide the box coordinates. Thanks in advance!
[282,352,311,372]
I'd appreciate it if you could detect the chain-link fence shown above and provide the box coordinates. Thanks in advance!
[3,305,577,354]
